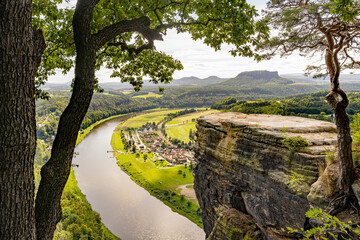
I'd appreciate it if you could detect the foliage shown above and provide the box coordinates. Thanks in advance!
[36,91,158,142]
[257,0,360,75]
[211,91,360,122]
[323,149,336,164]
[330,0,359,22]
[351,113,360,146]
[55,171,119,240]
[282,135,309,153]
[285,170,308,195]
[32,0,269,95]
[287,208,360,239]
[211,97,238,110]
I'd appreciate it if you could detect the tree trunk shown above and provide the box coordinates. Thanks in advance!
[35,1,97,239]
[0,1,44,239]
[326,90,356,194]
[334,102,355,193]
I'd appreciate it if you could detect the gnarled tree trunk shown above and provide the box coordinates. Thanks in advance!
[325,45,355,194]
[327,90,355,194]
[35,1,98,239]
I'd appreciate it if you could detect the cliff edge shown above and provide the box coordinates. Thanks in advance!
[194,112,343,239]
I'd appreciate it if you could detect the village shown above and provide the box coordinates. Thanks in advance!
[122,122,195,165]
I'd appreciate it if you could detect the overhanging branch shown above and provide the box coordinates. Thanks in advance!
[93,16,163,50]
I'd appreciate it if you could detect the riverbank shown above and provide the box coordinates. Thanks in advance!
[111,111,203,228]
[53,113,139,239]
[54,170,119,239]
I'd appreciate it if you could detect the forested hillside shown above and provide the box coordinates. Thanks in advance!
[212,90,360,122]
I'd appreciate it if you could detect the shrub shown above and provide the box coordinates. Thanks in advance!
[287,208,360,239]
[282,136,308,153]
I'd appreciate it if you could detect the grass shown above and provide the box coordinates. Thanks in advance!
[166,110,218,125]
[122,109,180,129]
[164,110,218,143]
[166,123,196,143]
[111,127,125,150]
[153,159,169,167]
[114,152,202,227]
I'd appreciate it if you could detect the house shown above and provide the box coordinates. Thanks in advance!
[176,157,187,164]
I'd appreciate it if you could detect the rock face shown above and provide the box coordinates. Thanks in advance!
[194,112,338,239]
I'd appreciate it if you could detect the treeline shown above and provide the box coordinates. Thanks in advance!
[36,91,157,142]
[212,91,360,121]
[165,109,197,121]
[36,90,218,143]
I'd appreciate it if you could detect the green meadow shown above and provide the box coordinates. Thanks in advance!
[166,123,196,143]
[121,109,180,129]
[132,93,163,99]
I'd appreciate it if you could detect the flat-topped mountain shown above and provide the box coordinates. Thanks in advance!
[237,70,281,79]
[214,70,294,87]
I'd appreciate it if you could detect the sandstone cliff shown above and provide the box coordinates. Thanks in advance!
[194,112,341,239]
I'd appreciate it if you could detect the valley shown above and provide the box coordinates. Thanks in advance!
[33,70,360,239]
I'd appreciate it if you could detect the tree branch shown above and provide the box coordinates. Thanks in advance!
[107,40,154,55]
[93,16,163,50]
[33,28,47,72]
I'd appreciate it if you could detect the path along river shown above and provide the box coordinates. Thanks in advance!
[73,116,205,240]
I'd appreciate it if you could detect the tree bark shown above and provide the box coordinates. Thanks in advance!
[0,0,44,239]
[35,1,97,239]
[335,103,355,193]
[327,91,355,194]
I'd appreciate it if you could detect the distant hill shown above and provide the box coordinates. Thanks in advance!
[42,75,229,90]
[213,70,294,88]
[41,71,360,100]
[169,76,228,86]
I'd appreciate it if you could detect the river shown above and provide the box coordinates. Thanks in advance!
[73,116,205,240]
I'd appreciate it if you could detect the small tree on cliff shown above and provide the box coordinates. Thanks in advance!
[1,0,268,239]
[258,0,360,194]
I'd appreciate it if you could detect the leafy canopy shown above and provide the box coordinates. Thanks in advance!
[257,0,360,78]
[32,0,269,95]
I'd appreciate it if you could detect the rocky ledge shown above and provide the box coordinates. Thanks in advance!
[194,112,342,239]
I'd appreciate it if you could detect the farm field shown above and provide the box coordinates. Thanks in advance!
[166,123,196,143]
[132,92,163,99]
[165,110,219,143]
[166,109,218,125]
[121,109,180,129]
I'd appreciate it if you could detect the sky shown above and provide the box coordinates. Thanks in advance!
[49,0,315,83]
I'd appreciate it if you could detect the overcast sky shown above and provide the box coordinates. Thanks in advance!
[49,0,315,83]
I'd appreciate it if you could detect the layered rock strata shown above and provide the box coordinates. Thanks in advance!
[194,112,338,239]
